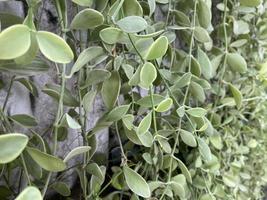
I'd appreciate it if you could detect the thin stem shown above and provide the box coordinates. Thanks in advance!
[20,153,31,186]
[42,32,67,196]
[3,75,15,111]
[115,122,127,165]
[149,86,158,135]
[128,34,145,64]
[165,0,198,195]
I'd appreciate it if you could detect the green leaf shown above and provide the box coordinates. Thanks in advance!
[170,181,185,199]
[0,25,31,59]
[173,10,190,27]
[82,69,111,88]
[194,27,211,43]
[123,165,151,198]
[174,72,192,88]
[186,107,207,118]
[139,62,157,89]
[26,147,66,172]
[72,0,93,7]
[106,104,130,121]
[229,83,243,109]
[191,56,202,77]
[86,163,104,182]
[82,90,97,113]
[129,65,142,86]
[226,53,247,73]
[42,84,79,107]
[68,46,105,77]
[101,71,121,110]
[172,156,192,183]
[15,186,42,200]
[240,0,261,7]
[197,0,211,29]
[197,137,212,162]
[233,20,250,35]
[122,114,134,130]
[137,112,152,135]
[223,174,237,187]
[15,78,38,97]
[10,114,38,127]
[61,113,81,129]
[100,27,128,44]
[51,182,71,197]
[15,32,39,65]
[158,138,171,153]
[63,146,91,162]
[136,94,165,108]
[155,98,173,112]
[123,0,143,16]
[70,9,104,29]
[0,133,28,164]
[0,59,49,76]
[180,129,197,147]
[145,36,168,60]
[36,31,74,63]
[190,81,206,103]
[148,0,156,16]
[138,131,154,147]
[197,48,212,79]
[117,16,147,33]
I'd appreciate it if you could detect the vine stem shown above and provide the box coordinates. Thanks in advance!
[115,122,127,165]
[3,75,15,111]
[211,0,228,120]
[42,0,67,194]
[163,1,198,198]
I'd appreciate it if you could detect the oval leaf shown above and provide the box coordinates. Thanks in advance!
[123,165,151,198]
[100,27,128,44]
[10,114,38,127]
[26,147,66,172]
[155,98,173,112]
[64,146,91,162]
[226,53,247,73]
[70,8,104,29]
[186,107,207,118]
[117,16,147,33]
[137,112,152,135]
[180,129,197,147]
[106,104,130,121]
[0,133,28,164]
[0,25,31,59]
[101,71,121,110]
[15,186,42,200]
[145,36,168,60]
[36,31,74,63]
[229,83,243,109]
[139,62,157,89]
[194,27,211,43]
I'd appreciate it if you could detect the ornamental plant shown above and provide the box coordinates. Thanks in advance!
[0,0,267,199]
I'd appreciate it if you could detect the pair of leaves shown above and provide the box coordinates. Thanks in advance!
[0,25,74,63]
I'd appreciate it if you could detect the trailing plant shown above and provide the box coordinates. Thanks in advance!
[0,0,267,199]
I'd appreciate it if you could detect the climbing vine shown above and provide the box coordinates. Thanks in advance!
[0,0,267,199]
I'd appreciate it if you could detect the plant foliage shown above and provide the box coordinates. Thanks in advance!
[0,0,267,199]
